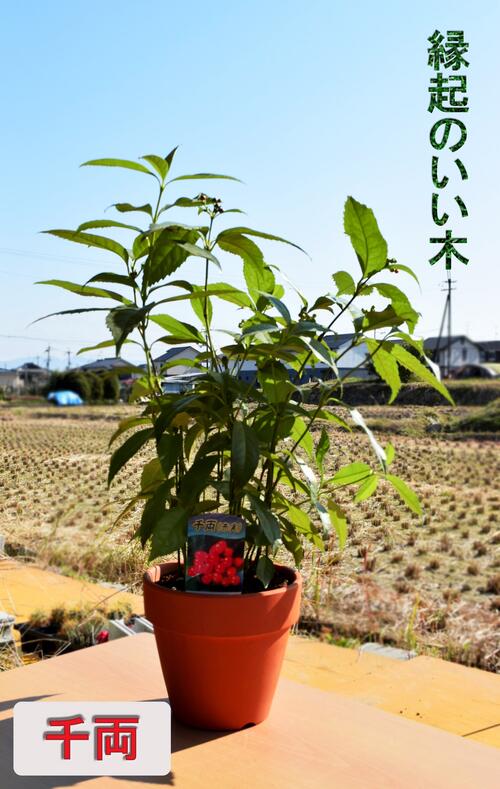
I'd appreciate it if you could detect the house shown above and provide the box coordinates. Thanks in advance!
[162,370,204,394]
[0,368,23,394]
[17,363,49,392]
[479,340,500,364]
[323,334,371,380]
[228,334,371,387]
[78,357,134,380]
[152,346,200,376]
[424,336,482,371]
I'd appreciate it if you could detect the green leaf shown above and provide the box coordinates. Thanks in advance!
[150,506,189,559]
[392,332,424,355]
[360,305,410,331]
[331,462,372,486]
[81,158,155,176]
[311,295,334,312]
[87,272,136,288]
[156,282,249,309]
[132,233,150,261]
[343,196,388,275]
[385,442,395,465]
[262,294,291,324]
[281,523,304,566]
[249,496,281,544]
[209,283,251,308]
[157,433,183,477]
[106,305,150,353]
[114,202,153,217]
[354,475,378,503]
[144,227,200,286]
[178,457,218,506]
[256,556,275,589]
[78,338,135,356]
[150,314,204,343]
[43,229,128,263]
[108,427,153,485]
[303,337,338,372]
[385,473,422,516]
[316,409,351,431]
[217,231,264,267]
[328,501,348,548]
[290,416,314,459]
[169,172,242,183]
[286,504,313,534]
[257,361,294,404]
[333,270,356,296]
[135,482,167,547]
[37,279,130,305]
[109,415,152,446]
[188,284,212,327]
[183,423,204,461]
[388,263,420,284]
[77,218,142,233]
[222,226,306,255]
[391,344,454,405]
[141,457,165,493]
[244,260,276,306]
[371,283,419,333]
[177,242,221,268]
[32,307,110,324]
[141,154,170,180]
[316,428,330,471]
[231,421,260,491]
[365,340,401,404]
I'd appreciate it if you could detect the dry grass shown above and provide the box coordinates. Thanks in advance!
[0,402,499,671]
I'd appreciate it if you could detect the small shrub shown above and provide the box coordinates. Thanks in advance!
[404,564,420,580]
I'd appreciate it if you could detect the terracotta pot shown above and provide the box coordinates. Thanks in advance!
[143,561,301,730]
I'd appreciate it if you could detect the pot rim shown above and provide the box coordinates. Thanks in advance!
[143,560,301,600]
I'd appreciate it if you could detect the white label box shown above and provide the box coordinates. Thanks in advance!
[13,701,170,776]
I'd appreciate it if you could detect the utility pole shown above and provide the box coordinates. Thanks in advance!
[435,276,456,377]
[44,346,51,371]
[66,349,71,370]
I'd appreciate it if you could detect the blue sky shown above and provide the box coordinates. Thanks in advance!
[0,1,498,367]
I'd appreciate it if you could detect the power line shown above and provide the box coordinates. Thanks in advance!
[0,334,88,347]
[0,246,114,269]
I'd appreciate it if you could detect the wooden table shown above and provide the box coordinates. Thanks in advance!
[1,634,499,788]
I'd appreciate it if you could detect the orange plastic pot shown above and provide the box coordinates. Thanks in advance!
[143,561,301,730]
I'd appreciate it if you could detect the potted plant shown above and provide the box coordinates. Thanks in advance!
[39,148,451,729]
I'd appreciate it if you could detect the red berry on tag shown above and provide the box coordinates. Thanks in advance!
[224,547,234,557]
[230,575,241,586]
[195,550,207,560]
[215,540,227,552]
[227,566,237,576]
[213,572,223,584]
[201,574,213,585]
[221,576,232,586]
[233,557,244,569]
[188,567,198,577]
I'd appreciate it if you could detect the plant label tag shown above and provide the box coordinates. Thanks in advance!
[185,514,245,594]
[13,701,170,776]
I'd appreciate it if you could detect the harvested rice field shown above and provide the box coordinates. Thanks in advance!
[1,402,498,671]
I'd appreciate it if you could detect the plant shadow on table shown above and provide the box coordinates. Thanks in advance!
[0,696,237,787]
